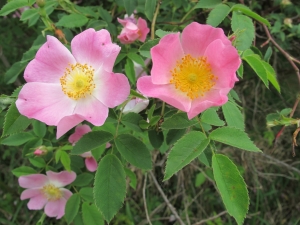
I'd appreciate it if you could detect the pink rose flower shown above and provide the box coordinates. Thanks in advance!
[19,171,76,219]
[16,29,130,139]
[117,15,150,44]
[137,22,241,119]
[68,124,110,172]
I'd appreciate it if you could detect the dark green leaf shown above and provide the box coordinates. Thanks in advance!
[194,0,222,8]
[0,0,32,16]
[1,132,34,146]
[123,0,136,16]
[262,61,280,92]
[56,14,89,28]
[82,203,104,225]
[29,158,46,168]
[124,168,137,189]
[127,52,145,66]
[166,129,186,146]
[122,112,143,132]
[243,54,268,87]
[161,113,198,129]
[145,0,157,21]
[148,130,164,149]
[12,166,37,177]
[72,173,94,187]
[32,120,46,138]
[79,187,94,203]
[139,39,159,58]
[99,7,112,22]
[4,61,28,84]
[222,102,244,130]
[125,58,136,85]
[20,8,38,21]
[65,193,81,224]
[201,108,225,126]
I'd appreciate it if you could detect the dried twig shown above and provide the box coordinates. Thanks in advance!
[192,211,227,225]
[143,173,152,225]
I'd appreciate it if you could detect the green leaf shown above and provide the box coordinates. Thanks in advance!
[115,134,152,170]
[231,12,255,51]
[4,61,28,84]
[94,154,126,222]
[123,0,136,16]
[155,29,174,38]
[82,203,104,225]
[124,168,137,189]
[32,120,46,138]
[29,158,46,168]
[12,166,37,177]
[166,129,186,146]
[87,19,107,30]
[127,52,145,66]
[194,0,222,8]
[125,58,136,85]
[79,187,94,203]
[0,0,32,16]
[20,8,38,21]
[130,89,147,99]
[164,131,210,180]
[60,151,71,171]
[72,173,94,187]
[231,4,270,27]
[209,127,261,152]
[1,132,34,146]
[198,147,212,167]
[212,154,249,225]
[222,102,244,130]
[207,4,231,27]
[148,130,164,149]
[262,61,280,92]
[264,46,273,62]
[201,108,225,126]
[139,39,159,58]
[56,14,89,28]
[145,0,157,21]
[98,7,112,23]
[243,54,268,87]
[65,193,81,225]
[237,63,243,78]
[72,131,114,154]
[2,102,32,137]
[122,112,143,132]
[195,173,206,187]
[161,113,198,129]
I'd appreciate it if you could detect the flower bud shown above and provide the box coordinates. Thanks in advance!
[36,0,46,8]
[284,18,292,28]
[34,146,47,156]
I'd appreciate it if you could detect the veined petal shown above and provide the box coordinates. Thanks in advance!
[85,157,98,172]
[137,17,150,42]
[46,171,76,188]
[61,188,73,200]
[16,83,76,126]
[71,28,120,72]
[19,174,48,189]
[20,188,42,200]
[24,36,76,83]
[151,33,184,84]
[137,76,191,112]
[181,22,232,57]
[44,198,66,219]
[27,194,48,210]
[56,114,84,139]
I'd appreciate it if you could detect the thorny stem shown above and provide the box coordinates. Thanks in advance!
[151,1,161,40]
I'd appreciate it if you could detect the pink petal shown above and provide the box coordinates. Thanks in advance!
[73,96,108,126]
[181,22,232,57]
[81,151,93,158]
[19,174,48,189]
[137,17,150,42]
[68,124,92,144]
[56,114,84,139]
[123,98,149,114]
[151,33,184,84]
[85,157,98,172]
[24,35,76,83]
[44,198,66,219]
[204,39,240,89]
[27,194,48,210]
[93,71,130,108]
[61,188,73,200]
[20,188,42,200]
[188,89,228,119]
[16,83,76,126]
[46,171,76,188]
[71,28,120,72]
[137,76,191,112]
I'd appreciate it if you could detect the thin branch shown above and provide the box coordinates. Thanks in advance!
[150,1,161,40]
[143,173,152,225]
[192,211,227,225]
[149,171,185,225]
[261,154,300,175]
[0,46,10,68]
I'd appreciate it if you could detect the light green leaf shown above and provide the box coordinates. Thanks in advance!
[243,54,268,87]
[29,158,46,168]
[87,19,107,30]
[264,46,273,62]
[4,61,28,84]
[60,151,71,171]
[139,39,159,58]
[98,7,112,22]
[194,0,222,8]
[56,14,89,28]
[262,61,280,92]
[164,131,209,180]
[0,0,33,16]
[123,0,136,16]
[1,132,34,146]
[124,168,137,189]
[212,154,249,225]
[195,173,206,187]
[82,203,104,225]
[145,0,157,21]
[237,63,243,78]
[71,131,114,154]
[125,58,136,85]
[231,12,255,51]
[231,4,270,27]
[127,52,145,66]
[115,134,152,170]
[65,193,81,225]
[122,112,143,132]
[94,154,126,222]
[210,127,261,152]
[201,108,225,126]
[155,29,174,38]
[161,113,198,129]
[12,166,37,177]
[79,187,94,203]
[32,120,46,138]
[2,101,32,137]
[20,8,38,21]
[222,102,244,130]
[207,4,231,27]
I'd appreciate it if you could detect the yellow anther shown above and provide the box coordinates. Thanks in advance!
[42,184,62,201]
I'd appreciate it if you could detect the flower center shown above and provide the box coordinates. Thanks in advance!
[170,54,217,100]
[60,63,96,100]
[42,184,62,201]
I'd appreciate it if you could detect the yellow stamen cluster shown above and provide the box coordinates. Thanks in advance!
[42,184,62,201]
[170,54,217,100]
[60,63,95,100]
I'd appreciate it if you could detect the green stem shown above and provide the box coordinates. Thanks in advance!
[151,1,161,40]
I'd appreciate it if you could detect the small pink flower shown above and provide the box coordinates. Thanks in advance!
[69,124,110,172]
[16,28,130,139]
[34,147,47,156]
[19,171,76,219]
[137,22,241,119]
[117,15,150,44]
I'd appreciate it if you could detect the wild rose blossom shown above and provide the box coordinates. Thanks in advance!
[68,124,110,172]
[19,171,76,219]
[137,22,241,119]
[117,14,150,44]
[16,28,130,139]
